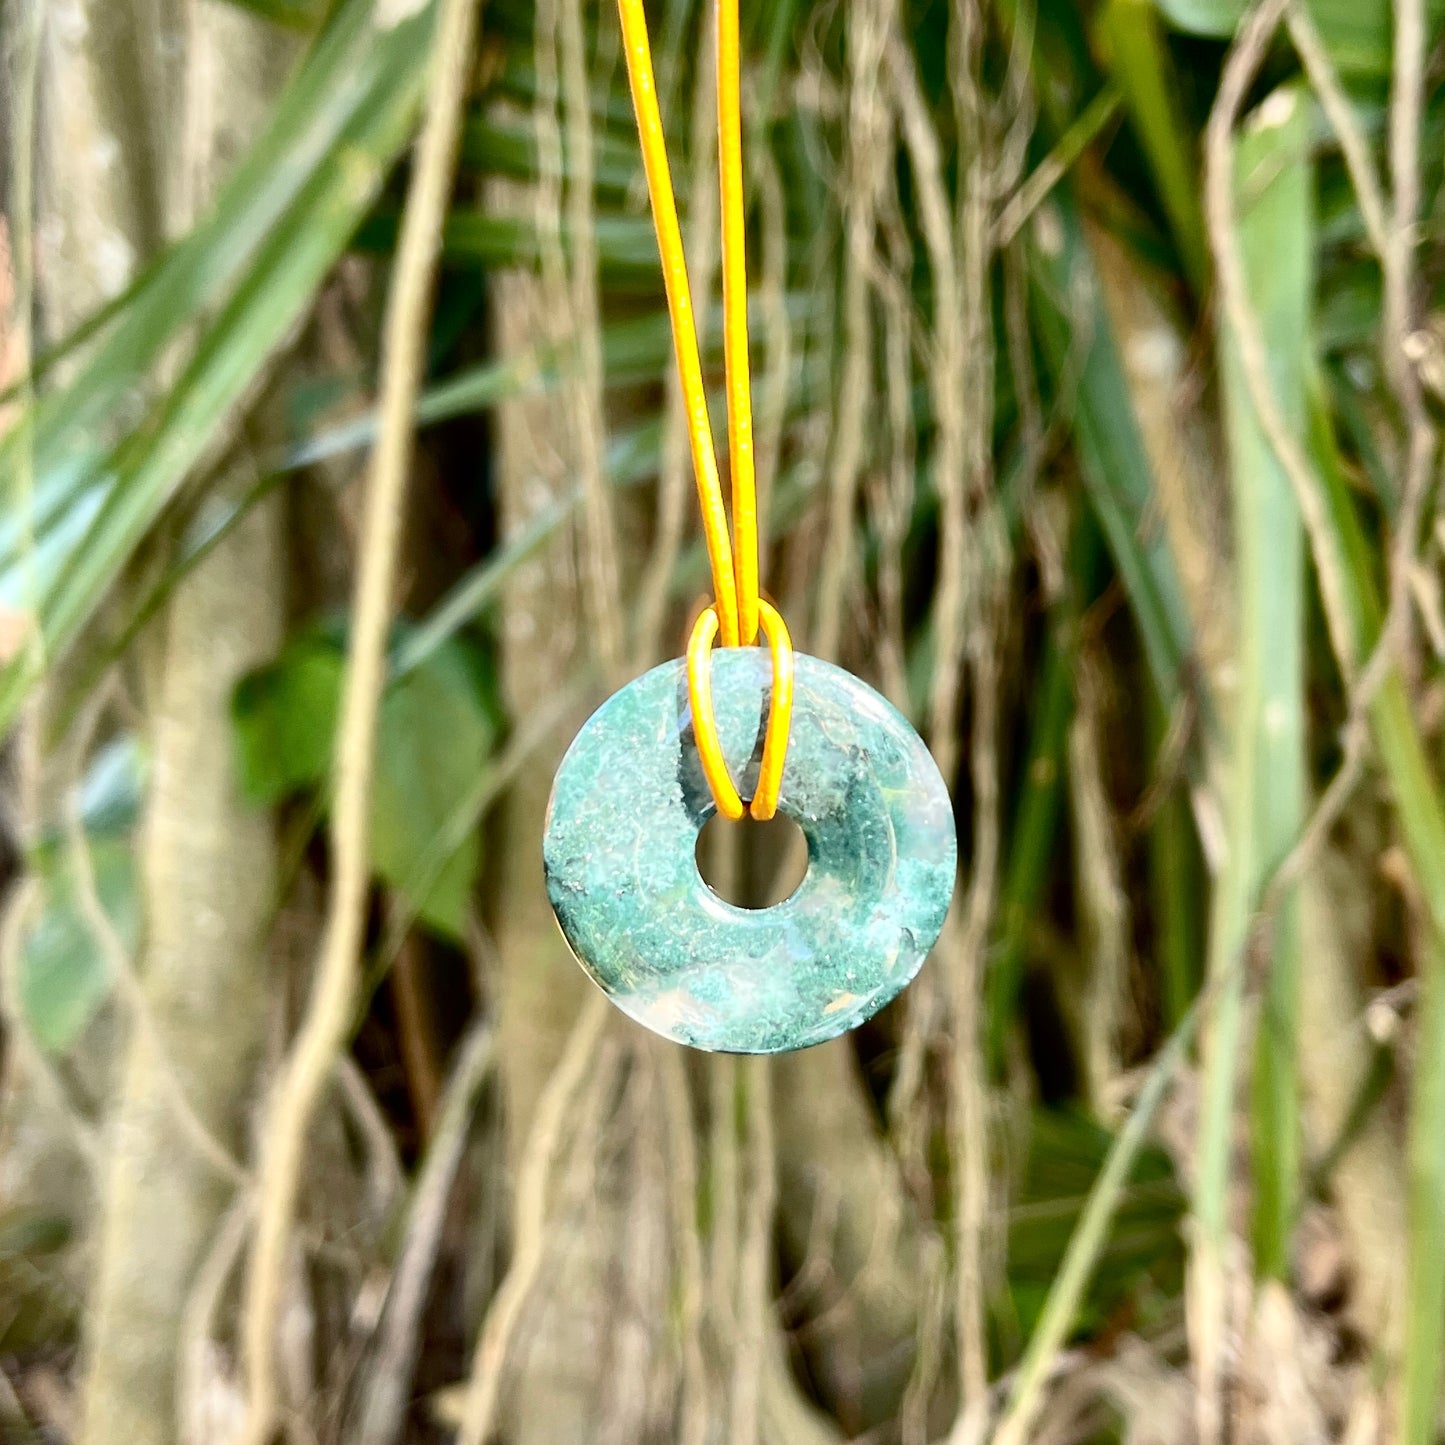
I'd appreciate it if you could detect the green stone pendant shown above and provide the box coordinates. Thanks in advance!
[543,650,957,1053]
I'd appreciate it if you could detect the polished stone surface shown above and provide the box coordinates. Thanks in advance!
[543,650,957,1053]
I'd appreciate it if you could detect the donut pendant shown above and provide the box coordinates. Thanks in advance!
[543,650,956,1053]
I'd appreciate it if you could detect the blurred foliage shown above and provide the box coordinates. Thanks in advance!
[1007,1111,1186,1340]
[18,739,146,1052]
[1156,0,1445,74]
[4,0,1445,1436]
[233,628,501,937]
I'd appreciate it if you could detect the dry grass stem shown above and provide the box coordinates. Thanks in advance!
[1203,0,1358,682]
[659,1045,710,1445]
[1068,658,1131,1113]
[731,1058,776,1445]
[352,1021,495,1445]
[177,1195,252,1445]
[814,0,892,660]
[1283,2,1388,259]
[558,0,624,677]
[457,994,608,1445]
[0,877,101,1172]
[235,1,484,1436]
[1385,0,1426,412]
[65,788,248,1188]
[946,0,1007,1426]
[710,1052,742,1357]
[752,141,793,589]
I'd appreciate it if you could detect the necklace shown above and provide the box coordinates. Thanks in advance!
[543,0,956,1053]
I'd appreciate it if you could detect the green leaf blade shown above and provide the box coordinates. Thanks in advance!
[1214,86,1313,1279]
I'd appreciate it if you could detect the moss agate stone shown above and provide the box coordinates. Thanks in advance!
[543,649,957,1053]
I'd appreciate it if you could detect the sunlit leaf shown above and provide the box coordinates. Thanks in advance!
[1214,84,1312,1279]
[372,638,500,938]
[232,633,346,804]
[1007,1110,1186,1338]
[0,1208,75,1355]
[1027,192,1199,721]
[1151,0,1445,76]
[216,0,328,26]
[73,735,148,836]
[351,209,661,280]
[17,737,148,1053]
[231,628,500,937]
[0,0,439,733]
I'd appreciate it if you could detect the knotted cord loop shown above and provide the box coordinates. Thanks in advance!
[618,0,793,819]
[687,599,794,821]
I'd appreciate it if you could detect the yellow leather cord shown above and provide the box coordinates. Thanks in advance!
[618,0,793,820]
[685,606,743,820]
[716,0,758,648]
[617,0,738,647]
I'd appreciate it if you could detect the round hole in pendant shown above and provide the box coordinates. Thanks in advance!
[695,810,809,910]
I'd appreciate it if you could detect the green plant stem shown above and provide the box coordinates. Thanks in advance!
[1216,87,1311,1281]
[1146,687,1201,1032]
[993,85,1123,248]
[993,991,1204,1445]
[1311,378,1445,1443]
[987,634,1070,1071]
[1027,191,1197,723]
[987,514,1105,1071]
[1095,0,1208,291]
